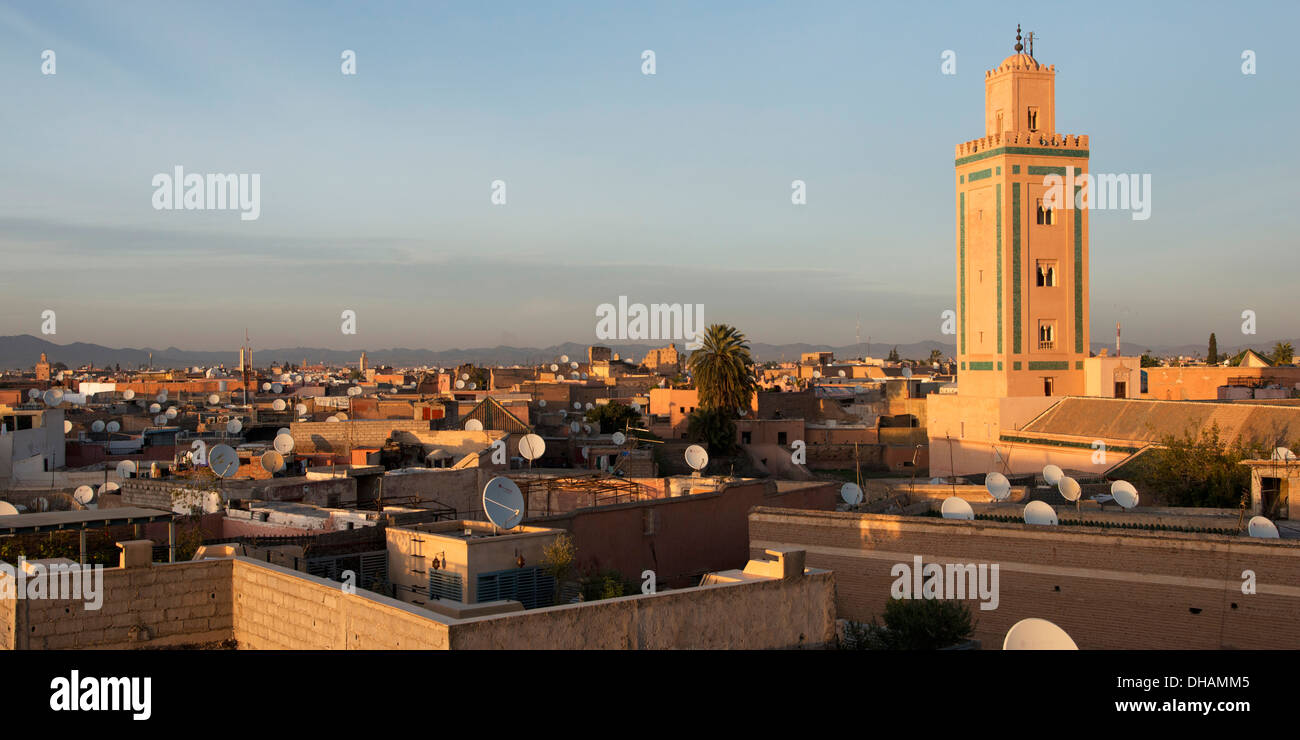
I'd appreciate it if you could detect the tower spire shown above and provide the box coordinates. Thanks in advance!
[1015,24,1023,53]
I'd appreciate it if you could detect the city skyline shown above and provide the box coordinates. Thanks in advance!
[2,1,1296,350]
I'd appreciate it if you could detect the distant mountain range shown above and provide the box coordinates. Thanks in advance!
[0,334,1293,371]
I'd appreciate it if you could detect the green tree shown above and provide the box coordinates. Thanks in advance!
[541,533,576,603]
[1126,423,1264,508]
[1140,353,1160,368]
[1207,333,1218,364]
[888,346,901,362]
[843,598,975,650]
[686,406,738,457]
[1272,341,1294,365]
[685,324,757,413]
[927,349,944,365]
[584,401,641,434]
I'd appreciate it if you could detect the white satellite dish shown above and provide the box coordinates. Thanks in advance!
[106,421,120,433]
[73,486,95,505]
[538,399,547,408]
[612,431,626,445]
[208,393,221,404]
[295,403,308,416]
[519,433,546,461]
[271,382,283,394]
[840,482,863,505]
[632,403,641,413]
[1042,464,1064,486]
[226,418,243,434]
[97,482,120,496]
[0,501,19,516]
[1111,480,1139,509]
[272,399,286,411]
[550,364,559,372]
[91,420,105,433]
[570,361,579,370]
[455,380,466,389]
[684,444,709,471]
[1247,515,1279,539]
[63,420,72,433]
[901,366,914,379]
[461,373,470,381]
[838,370,846,377]
[122,389,136,400]
[985,472,1011,501]
[941,496,975,520]
[812,371,822,379]
[585,402,594,410]
[157,391,168,403]
[1023,500,1059,526]
[482,476,525,529]
[326,415,340,423]
[554,374,564,382]
[560,355,569,363]
[165,407,178,419]
[273,433,295,454]
[116,460,137,478]
[573,402,582,410]
[43,389,64,407]
[208,444,239,478]
[1271,447,1296,462]
[277,427,290,436]
[570,421,580,433]
[335,412,348,421]
[1003,618,1078,650]
[260,450,285,474]
[262,382,272,391]
[149,403,162,414]
[464,419,484,431]
[1058,476,1081,502]
[27,388,40,400]
[153,414,168,425]
[468,382,477,390]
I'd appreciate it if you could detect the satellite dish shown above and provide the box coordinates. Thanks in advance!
[106,421,120,433]
[260,450,285,474]
[838,370,846,377]
[519,433,546,461]
[584,402,594,410]
[632,403,641,413]
[262,382,272,391]
[73,486,95,505]
[273,433,295,454]
[122,389,136,400]
[902,366,914,379]
[570,372,579,379]
[326,415,340,422]
[685,444,709,471]
[1058,476,1081,502]
[1003,618,1078,650]
[27,388,40,400]
[550,364,559,372]
[570,421,580,433]
[295,403,307,415]
[812,371,822,378]
[1023,500,1059,526]
[43,389,64,407]
[226,418,243,434]
[1248,516,1280,539]
[165,407,178,419]
[271,383,283,394]
[461,373,470,381]
[1111,480,1139,509]
[554,374,564,381]
[482,476,525,529]
[941,496,975,520]
[570,361,579,369]
[116,460,137,478]
[91,420,105,433]
[455,380,466,389]
[272,399,286,411]
[207,394,220,405]
[277,427,290,436]
[63,420,72,433]
[0,501,18,516]
[335,412,348,421]
[154,414,168,425]
[560,355,569,363]
[1272,447,1296,462]
[468,382,477,390]
[1042,464,1064,486]
[208,444,239,478]
[985,472,1012,501]
[97,482,120,495]
[149,403,162,414]
[840,482,863,505]
[538,399,547,408]
[573,402,582,410]
[157,391,168,403]
[612,431,626,445]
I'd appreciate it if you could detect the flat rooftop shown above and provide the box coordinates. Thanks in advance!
[0,507,172,535]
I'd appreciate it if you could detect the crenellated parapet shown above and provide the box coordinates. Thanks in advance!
[955,132,1089,159]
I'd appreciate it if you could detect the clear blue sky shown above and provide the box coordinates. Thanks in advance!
[1,0,1296,352]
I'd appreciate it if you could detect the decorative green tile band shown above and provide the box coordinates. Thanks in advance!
[1028,165,1067,176]
[996,183,1002,353]
[968,168,993,182]
[955,147,1090,167]
[1074,185,1084,353]
[1012,182,1022,354]
[960,192,966,355]
[969,361,995,370]
[1028,361,1069,370]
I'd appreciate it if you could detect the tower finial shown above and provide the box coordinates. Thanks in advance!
[1015,24,1023,53]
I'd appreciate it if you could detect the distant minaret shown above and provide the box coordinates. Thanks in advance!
[359,351,368,374]
[1116,321,1121,356]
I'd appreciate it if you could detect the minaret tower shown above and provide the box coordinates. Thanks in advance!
[954,26,1090,397]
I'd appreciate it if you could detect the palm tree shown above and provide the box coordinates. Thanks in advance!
[686,324,757,413]
[1273,341,1295,365]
